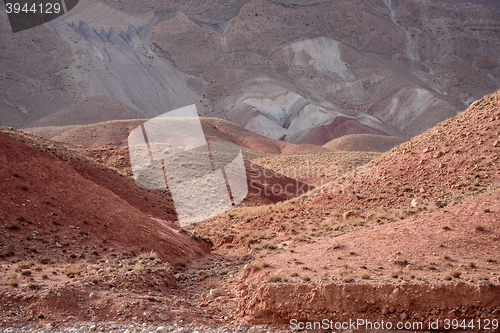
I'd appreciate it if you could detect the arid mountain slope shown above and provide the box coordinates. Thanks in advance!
[323,134,408,152]
[2,0,500,146]
[149,0,500,140]
[0,11,203,128]
[190,90,500,287]
[25,118,318,206]
[0,129,207,263]
[29,95,146,128]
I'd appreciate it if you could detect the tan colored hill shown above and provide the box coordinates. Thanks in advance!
[323,134,408,152]
[47,117,332,159]
[238,192,500,322]
[250,150,380,186]
[183,90,500,324]
[286,116,387,146]
[202,90,500,242]
[27,95,146,128]
[21,125,80,140]
[45,117,376,196]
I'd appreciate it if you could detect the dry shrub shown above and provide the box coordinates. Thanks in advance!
[2,245,15,257]
[39,256,51,265]
[63,263,87,277]
[254,261,270,269]
[8,271,18,287]
[368,209,387,221]
[264,274,282,283]
[345,216,364,227]
[340,269,354,283]
[238,230,265,245]
[252,241,277,251]
[393,252,409,266]
[391,208,409,220]
[138,251,158,260]
[360,270,371,280]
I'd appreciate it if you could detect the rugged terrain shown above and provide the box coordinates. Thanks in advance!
[1,0,500,331]
[187,90,500,326]
[1,0,499,146]
[0,90,499,331]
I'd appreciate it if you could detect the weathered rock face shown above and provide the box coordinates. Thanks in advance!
[67,20,203,119]
[1,0,499,142]
[0,11,202,128]
[0,10,78,128]
[149,0,500,141]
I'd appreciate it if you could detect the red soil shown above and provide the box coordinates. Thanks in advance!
[0,130,207,263]
[323,134,408,152]
[288,117,387,146]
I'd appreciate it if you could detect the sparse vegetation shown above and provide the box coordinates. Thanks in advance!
[340,269,354,283]
[360,270,371,280]
[251,241,277,251]
[265,274,283,283]
[238,230,265,245]
[63,263,87,277]
[138,251,158,260]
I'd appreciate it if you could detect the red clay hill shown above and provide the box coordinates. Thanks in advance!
[0,129,207,264]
